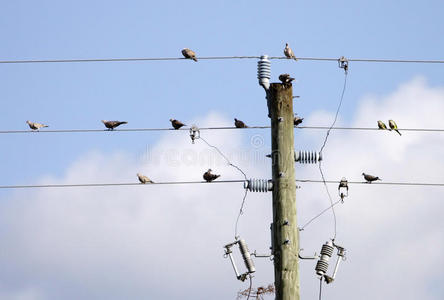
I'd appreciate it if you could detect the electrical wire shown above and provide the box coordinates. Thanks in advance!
[296,179,444,187]
[1,56,444,64]
[0,126,270,134]
[318,72,348,240]
[319,277,323,300]
[2,126,443,135]
[1,179,442,190]
[0,180,246,189]
[246,275,253,300]
[197,135,249,239]
[300,200,342,231]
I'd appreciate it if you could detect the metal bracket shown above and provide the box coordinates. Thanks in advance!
[298,248,319,260]
[338,56,349,74]
[189,125,200,144]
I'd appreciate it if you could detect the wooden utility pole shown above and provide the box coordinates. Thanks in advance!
[268,82,299,300]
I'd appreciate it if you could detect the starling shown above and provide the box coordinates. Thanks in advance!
[137,173,154,184]
[388,120,401,136]
[284,43,297,60]
[203,169,220,182]
[234,118,247,128]
[279,73,295,84]
[377,120,388,130]
[26,120,48,130]
[181,48,197,62]
[101,120,128,130]
[362,173,381,183]
[170,119,185,130]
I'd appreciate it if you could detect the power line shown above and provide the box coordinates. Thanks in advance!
[296,126,444,132]
[296,179,444,187]
[0,180,245,190]
[1,126,443,135]
[0,126,270,134]
[317,72,348,240]
[1,56,444,64]
[1,179,443,190]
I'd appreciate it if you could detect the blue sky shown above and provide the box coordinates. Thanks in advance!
[0,1,443,299]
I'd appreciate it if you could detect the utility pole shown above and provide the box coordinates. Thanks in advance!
[268,82,299,300]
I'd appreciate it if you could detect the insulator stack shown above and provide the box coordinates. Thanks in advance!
[295,151,322,164]
[244,179,273,192]
[257,55,271,90]
[315,241,334,276]
[238,239,256,274]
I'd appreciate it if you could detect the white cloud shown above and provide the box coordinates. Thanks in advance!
[0,78,443,299]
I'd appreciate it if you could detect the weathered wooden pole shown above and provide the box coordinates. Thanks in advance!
[268,82,299,300]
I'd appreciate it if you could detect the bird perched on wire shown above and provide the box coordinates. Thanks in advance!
[26,120,48,131]
[377,120,388,130]
[362,173,381,183]
[170,119,186,130]
[279,73,295,85]
[203,169,220,182]
[388,119,401,136]
[294,115,304,126]
[181,48,197,62]
[284,43,297,60]
[101,120,128,130]
[137,173,154,184]
[234,118,248,128]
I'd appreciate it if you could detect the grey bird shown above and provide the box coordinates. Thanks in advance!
[377,120,388,130]
[181,48,197,62]
[362,173,381,183]
[137,173,154,184]
[284,43,297,60]
[279,73,295,84]
[170,119,186,130]
[234,118,247,128]
[26,120,48,130]
[101,120,128,130]
[203,169,220,182]
[294,115,304,126]
[388,119,401,136]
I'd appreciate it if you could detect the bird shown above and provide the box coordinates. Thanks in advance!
[234,118,247,128]
[181,48,197,62]
[279,73,295,84]
[294,115,304,126]
[101,120,128,130]
[203,169,220,182]
[388,119,401,136]
[137,173,154,184]
[362,173,381,183]
[170,119,185,130]
[26,120,48,130]
[377,120,388,130]
[284,43,297,60]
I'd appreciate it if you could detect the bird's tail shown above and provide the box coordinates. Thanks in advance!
[395,130,401,136]
[193,57,198,62]
[43,125,49,128]
[119,121,128,125]
[377,177,381,181]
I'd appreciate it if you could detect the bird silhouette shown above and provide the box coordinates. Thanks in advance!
[203,169,220,182]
